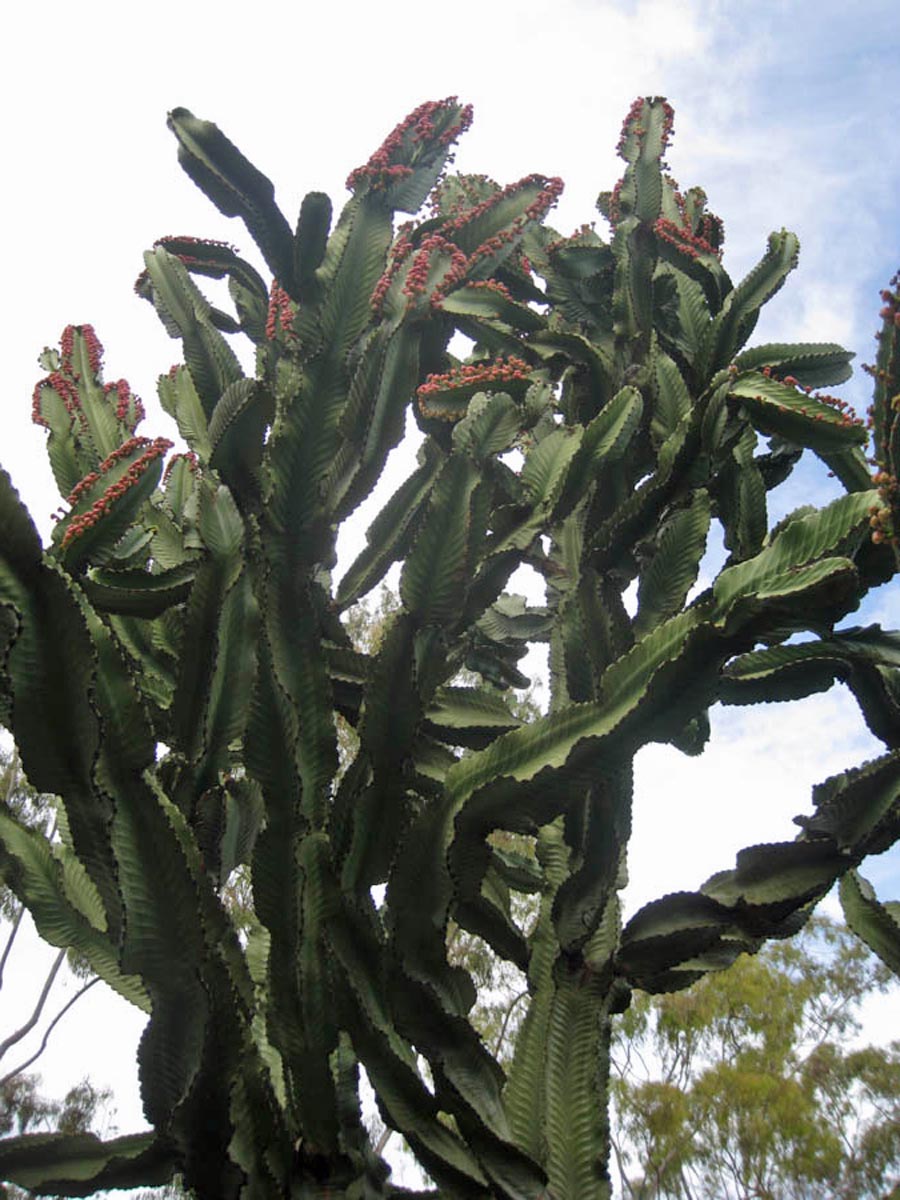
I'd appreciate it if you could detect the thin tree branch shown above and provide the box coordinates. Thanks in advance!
[0,976,99,1086]
[0,903,25,991]
[374,1124,393,1156]
[492,989,528,1059]
[0,947,66,1061]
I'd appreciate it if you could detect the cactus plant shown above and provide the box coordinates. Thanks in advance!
[0,96,898,1198]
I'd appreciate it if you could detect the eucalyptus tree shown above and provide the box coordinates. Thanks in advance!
[0,96,898,1199]
[610,916,900,1198]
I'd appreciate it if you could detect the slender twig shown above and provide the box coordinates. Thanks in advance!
[0,947,66,1060]
[492,989,528,1058]
[0,976,99,1086]
[0,904,25,991]
[374,1125,393,1156]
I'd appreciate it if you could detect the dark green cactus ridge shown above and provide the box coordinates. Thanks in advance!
[0,96,898,1198]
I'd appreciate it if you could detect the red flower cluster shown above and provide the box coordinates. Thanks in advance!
[617,97,675,161]
[869,471,897,545]
[402,235,468,309]
[163,450,199,482]
[61,437,172,549]
[104,378,145,427]
[878,277,900,328]
[59,324,104,376]
[546,224,596,255]
[265,281,295,340]
[416,356,531,419]
[371,175,562,313]
[370,229,415,314]
[346,98,474,191]
[429,173,495,219]
[33,326,146,435]
[32,372,85,430]
[455,176,564,285]
[654,216,722,262]
[467,278,513,301]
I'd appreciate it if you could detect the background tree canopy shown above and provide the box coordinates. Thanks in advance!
[0,95,898,1198]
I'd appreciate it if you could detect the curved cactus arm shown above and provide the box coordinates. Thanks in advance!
[733,341,855,388]
[798,751,900,854]
[700,229,800,374]
[0,810,150,1010]
[552,385,643,521]
[634,489,711,636]
[720,626,900,748]
[50,436,172,573]
[439,281,546,334]
[328,900,493,1196]
[347,98,473,215]
[728,370,868,452]
[167,108,296,290]
[32,327,146,499]
[79,561,196,618]
[135,235,271,345]
[207,378,274,505]
[0,469,121,933]
[335,439,443,609]
[142,247,245,419]
[166,484,257,799]
[867,271,900,559]
[619,751,900,993]
[0,1130,175,1197]
[710,487,875,616]
[328,324,424,524]
[840,869,900,975]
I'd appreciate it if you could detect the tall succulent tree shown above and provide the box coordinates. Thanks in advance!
[0,96,898,1199]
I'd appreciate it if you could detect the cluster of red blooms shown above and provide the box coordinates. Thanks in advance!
[32,325,108,430]
[445,174,564,240]
[371,175,562,315]
[60,324,104,376]
[416,355,531,419]
[265,281,295,340]
[878,277,900,329]
[616,97,675,161]
[346,98,474,192]
[467,278,514,301]
[60,437,172,549]
[654,216,723,262]
[401,235,468,308]
[163,450,199,482]
[428,173,495,219]
[869,471,897,545]
[104,378,145,427]
[447,176,564,290]
[546,224,596,256]
[758,366,865,430]
[32,372,84,430]
[370,229,415,314]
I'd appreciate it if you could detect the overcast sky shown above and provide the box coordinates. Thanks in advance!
[2,0,899,1177]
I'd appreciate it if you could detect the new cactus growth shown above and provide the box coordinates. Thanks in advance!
[1,96,899,1199]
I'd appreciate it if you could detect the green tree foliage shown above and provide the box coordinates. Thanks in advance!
[611,917,900,1198]
[0,96,899,1197]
